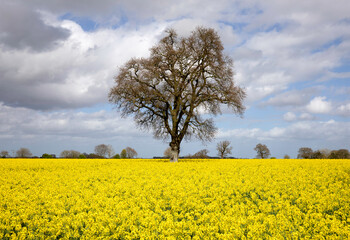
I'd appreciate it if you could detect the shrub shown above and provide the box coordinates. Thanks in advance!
[41,153,54,159]
[120,149,127,159]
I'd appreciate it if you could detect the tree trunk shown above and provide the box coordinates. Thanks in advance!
[169,140,180,163]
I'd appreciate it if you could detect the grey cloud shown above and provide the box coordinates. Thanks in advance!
[0,103,147,139]
[0,83,107,110]
[0,2,70,52]
[0,20,163,110]
[261,88,318,107]
[15,0,235,27]
[0,103,164,157]
[218,120,350,142]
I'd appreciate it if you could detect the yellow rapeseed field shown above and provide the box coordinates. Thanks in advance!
[0,158,349,239]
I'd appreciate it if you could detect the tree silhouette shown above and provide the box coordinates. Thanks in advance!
[109,27,245,162]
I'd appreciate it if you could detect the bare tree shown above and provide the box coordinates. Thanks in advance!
[254,144,270,159]
[188,149,210,159]
[319,148,331,158]
[1,150,10,158]
[164,147,172,158]
[125,147,138,158]
[16,148,32,158]
[297,147,313,159]
[94,144,108,157]
[109,27,245,162]
[94,144,114,158]
[60,150,81,158]
[106,145,115,158]
[216,140,233,158]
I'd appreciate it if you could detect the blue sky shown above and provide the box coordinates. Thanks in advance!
[0,0,349,158]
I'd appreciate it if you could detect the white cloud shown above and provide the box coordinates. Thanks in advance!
[0,103,145,139]
[230,0,350,106]
[283,112,297,122]
[0,18,166,110]
[263,88,317,107]
[337,103,350,116]
[217,128,262,139]
[299,113,315,121]
[283,112,315,122]
[218,119,350,142]
[306,96,332,114]
[268,127,286,138]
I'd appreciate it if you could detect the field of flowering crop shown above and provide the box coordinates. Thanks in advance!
[1,158,349,239]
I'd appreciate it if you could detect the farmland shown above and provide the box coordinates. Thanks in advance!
[1,158,349,239]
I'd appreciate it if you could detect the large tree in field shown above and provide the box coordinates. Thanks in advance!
[109,27,246,162]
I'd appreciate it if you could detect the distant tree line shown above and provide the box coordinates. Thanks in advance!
[1,143,349,159]
[0,144,138,159]
[297,147,350,159]
[168,142,349,159]
[59,145,138,159]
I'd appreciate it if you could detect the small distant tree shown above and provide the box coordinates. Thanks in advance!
[284,154,290,159]
[329,149,350,159]
[120,149,127,159]
[1,150,9,158]
[164,147,172,158]
[216,140,233,159]
[86,153,102,159]
[337,149,350,159]
[191,149,209,159]
[60,150,70,158]
[94,144,114,158]
[41,153,54,159]
[125,147,138,158]
[79,154,87,159]
[113,153,121,159]
[254,144,270,159]
[311,150,324,159]
[319,149,331,158]
[107,145,115,158]
[297,147,313,159]
[16,148,32,158]
[60,150,81,158]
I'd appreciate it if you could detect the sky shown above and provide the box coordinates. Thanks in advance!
[0,0,349,158]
